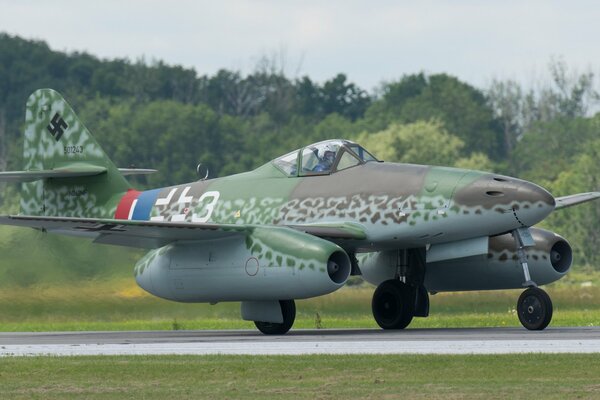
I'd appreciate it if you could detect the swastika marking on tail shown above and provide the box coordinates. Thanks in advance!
[47,113,68,141]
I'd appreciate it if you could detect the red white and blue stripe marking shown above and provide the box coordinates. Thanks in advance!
[114,189,161,221]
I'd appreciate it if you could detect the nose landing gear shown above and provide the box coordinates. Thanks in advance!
[517,287,553,330]
[511,228,554,330]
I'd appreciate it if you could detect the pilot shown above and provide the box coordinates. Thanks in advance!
[313,144,337,172]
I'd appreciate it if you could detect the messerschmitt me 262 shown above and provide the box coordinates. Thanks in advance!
[1,89,599,334]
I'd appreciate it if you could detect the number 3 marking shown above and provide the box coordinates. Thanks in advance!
[192,191,220,223]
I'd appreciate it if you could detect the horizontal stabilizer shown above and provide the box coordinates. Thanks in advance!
[0,164,107,182]
[555,192,600,210]
[118,168,158,176]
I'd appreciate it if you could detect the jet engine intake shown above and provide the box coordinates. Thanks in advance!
[328,251,351,283]
[549,240,572,274]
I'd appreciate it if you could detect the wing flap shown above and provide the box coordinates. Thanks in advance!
[555,192,600,210]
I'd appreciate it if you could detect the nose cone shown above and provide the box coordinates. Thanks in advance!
[512,180,555,226]
[453,173,556,228]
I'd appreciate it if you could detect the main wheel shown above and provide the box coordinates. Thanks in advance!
[254,300,296,335]
[372,280,414,329]
[517,287,553,330]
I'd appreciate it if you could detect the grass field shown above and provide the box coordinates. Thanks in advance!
[1,270,599,331]
[1,271,599,399]
[1,354,600,399]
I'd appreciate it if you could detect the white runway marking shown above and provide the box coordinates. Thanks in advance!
[2,328,600,356]
[2,339,600,356]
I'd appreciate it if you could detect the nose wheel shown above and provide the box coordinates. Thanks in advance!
[517,287,553,330]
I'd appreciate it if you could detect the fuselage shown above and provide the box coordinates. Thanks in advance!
[113,161,556,251]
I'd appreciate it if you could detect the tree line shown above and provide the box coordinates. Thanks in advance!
[1,32,600,283]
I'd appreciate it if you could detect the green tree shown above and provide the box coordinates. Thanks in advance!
[544,140,600,267]
[320,74,371,121]
[365,73,502,158]
[354,120,465,166]
[511,115,600,182]
[454,152,495,172]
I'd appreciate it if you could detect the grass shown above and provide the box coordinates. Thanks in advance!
[1,354,600,399]
[1,272,599,399]
[1,271,599,331]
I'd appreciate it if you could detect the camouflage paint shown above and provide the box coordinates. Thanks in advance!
[21,89,129,218]
[115,161,554,253]
[134,227,350,302]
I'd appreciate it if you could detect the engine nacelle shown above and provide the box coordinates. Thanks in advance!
[360,227,572,292]
[134,226,351,302]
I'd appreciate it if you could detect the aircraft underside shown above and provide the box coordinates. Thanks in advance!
[129,225,571,334]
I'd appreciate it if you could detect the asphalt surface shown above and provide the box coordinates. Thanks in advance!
[1,327,600,355]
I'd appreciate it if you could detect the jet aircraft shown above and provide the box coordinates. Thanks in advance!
[1,89,599,334]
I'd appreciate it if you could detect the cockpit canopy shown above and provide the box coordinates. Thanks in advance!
[273,139,379,177]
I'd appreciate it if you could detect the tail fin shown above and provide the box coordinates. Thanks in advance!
[19,89,130,217]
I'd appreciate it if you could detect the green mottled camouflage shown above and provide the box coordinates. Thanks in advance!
[21,89,129,217]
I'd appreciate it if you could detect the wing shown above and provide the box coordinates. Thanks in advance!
[0,215,247,249]
[555,192,600,210]
[0,215,365,250]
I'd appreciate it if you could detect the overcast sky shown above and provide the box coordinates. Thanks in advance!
[1,0,598,92]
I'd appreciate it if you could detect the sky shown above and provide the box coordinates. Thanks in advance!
[0,0,598,92]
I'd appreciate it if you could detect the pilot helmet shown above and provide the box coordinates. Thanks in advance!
[318,144,337,162]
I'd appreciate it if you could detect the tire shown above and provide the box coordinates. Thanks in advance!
[517,287,553,330]
[372,280,415,329]
[254,300,296,335]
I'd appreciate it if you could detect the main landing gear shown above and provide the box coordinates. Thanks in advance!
[372,280,414,329]
[371,248,428,330]
[254,300,296,335]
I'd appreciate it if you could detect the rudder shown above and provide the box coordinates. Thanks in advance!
[21,89,130,217]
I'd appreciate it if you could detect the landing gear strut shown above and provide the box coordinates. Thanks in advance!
[372,280,415,329]
[511,228,553,330]
[254,300,296,335]
[371,248,428,330]
[517,287,553,330]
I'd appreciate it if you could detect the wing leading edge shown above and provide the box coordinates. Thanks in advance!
[555,192,600,210]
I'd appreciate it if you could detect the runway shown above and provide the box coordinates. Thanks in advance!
[1,327,600,356]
